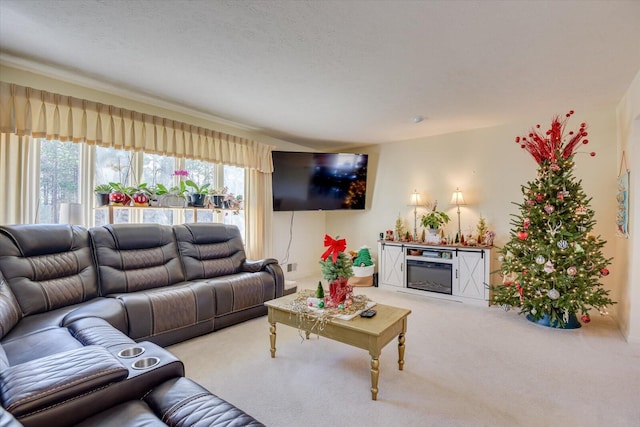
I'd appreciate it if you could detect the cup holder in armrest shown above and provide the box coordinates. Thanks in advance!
[117,346,145,358]
[131,356,160,370]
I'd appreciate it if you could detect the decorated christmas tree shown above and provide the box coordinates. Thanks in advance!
[492,111,615,328]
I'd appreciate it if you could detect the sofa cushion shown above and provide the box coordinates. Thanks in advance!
[115,281,215,344]
[90,224,185,295]
[0,273,21,339]
[2,326,84,366]
[206,272,275,317]
[173,223,246,280]
[1,297,127,343]
[0,224,99,316]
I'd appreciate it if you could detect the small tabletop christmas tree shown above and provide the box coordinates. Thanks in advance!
[319,234,353,307]
[492,111,615,328]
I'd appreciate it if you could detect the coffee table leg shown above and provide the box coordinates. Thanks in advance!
[370,356,379,400]
[398,332,405,371]
[269,322,277,358]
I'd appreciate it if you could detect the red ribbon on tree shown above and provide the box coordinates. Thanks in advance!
[321,234,346,263]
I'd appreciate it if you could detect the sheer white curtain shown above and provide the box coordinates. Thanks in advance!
[245,169,273,260]
[0,134,39,224]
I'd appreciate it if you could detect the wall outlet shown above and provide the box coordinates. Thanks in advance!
[286,263,297,272]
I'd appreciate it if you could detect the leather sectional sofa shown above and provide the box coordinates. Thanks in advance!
[0,222,291,426]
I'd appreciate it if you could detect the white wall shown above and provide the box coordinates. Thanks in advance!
[616,69,640,343]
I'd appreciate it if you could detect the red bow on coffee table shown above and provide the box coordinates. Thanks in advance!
[321,234,346,263]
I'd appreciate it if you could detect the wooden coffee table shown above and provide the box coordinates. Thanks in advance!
[265,293,411,400]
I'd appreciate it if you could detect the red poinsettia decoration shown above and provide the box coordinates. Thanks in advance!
[515,110,595,164]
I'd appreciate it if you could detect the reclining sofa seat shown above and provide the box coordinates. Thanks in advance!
[0,224,128,365]
[174,223,284,330]
[89,223,217,347]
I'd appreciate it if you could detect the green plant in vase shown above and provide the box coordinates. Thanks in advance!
[185,180,210,207]
[108,182,136,206]
[421,202,450,244]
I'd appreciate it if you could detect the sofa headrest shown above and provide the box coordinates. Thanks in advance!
[176,223,242,244]
[101,223,175,250]
[0,224,86,257]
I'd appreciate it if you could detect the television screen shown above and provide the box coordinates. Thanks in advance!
[272,151,368,211]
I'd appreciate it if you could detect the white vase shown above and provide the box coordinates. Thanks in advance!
[425,228,440,244]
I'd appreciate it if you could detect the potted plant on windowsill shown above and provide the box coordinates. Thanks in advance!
[94,184,112,207]
[131,183,151,207]
[208,187,228,208]
[157,181,188,207]
[421,202,450,244]
[185,180,210,207]
[108,182,136,206]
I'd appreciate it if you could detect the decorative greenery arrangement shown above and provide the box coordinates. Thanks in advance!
[394,214,405,239]
[420,202,450,229]
[319,235,353,282]
[491,110,615,328]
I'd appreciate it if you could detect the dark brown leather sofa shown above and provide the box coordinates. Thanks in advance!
[0,222,287,426]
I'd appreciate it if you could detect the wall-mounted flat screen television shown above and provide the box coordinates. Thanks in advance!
[272,151,368,211]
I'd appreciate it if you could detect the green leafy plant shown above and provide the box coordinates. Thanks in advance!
[168,180,189,197]
[150,183,169,196]
[109,182,136,196]
[185,180,210,195]
[421,210,450,229]
[94,183,112,194]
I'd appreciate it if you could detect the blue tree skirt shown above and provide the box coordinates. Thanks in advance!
[526,313,582,329]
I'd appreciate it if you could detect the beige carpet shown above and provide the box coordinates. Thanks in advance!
[169,277,640,427]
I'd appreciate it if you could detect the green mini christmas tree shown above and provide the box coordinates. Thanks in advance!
[492,111,615,328]
[315,281,325,298]
[353,247,374,267]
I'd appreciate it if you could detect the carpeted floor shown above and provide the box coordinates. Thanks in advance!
[169,277,640,427]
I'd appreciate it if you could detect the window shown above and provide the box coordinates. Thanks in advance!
[38,140,80,224]
[36,141,244,236]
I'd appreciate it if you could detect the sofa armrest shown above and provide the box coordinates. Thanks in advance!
[0,345,128,418]
[144,377,265,427]
[241,259,285,298]
[241,258,278,273]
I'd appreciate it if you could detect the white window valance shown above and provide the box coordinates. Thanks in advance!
[0,81,273,173]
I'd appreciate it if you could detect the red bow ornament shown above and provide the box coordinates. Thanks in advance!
[321,234,347,263]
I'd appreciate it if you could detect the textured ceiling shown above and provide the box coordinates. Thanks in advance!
[1,0,640,150]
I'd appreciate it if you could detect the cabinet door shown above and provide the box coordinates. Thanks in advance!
[456,250,487,300]
[379,244,404,288]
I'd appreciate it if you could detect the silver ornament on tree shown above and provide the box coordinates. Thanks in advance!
[535,255,546,265]
[557,240,568,250]
[548,289,560,300]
